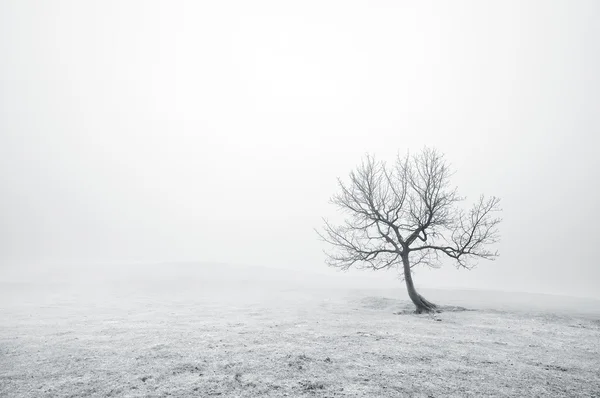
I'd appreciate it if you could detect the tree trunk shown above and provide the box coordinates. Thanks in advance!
[402,253,438,314]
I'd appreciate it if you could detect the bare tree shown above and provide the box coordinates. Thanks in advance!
[317,148,502,313]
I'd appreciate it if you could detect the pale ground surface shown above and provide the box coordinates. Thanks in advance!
[1,263,599,397]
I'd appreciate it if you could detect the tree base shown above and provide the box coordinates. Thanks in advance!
[413,294,440,314]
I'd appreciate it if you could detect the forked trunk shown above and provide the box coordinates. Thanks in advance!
[402,253,438,314]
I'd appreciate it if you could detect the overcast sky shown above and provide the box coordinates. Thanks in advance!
[1,1,599,298]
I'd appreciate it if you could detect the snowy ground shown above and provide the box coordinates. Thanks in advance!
[1,263,599,397]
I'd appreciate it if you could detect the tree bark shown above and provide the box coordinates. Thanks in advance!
[402,253,438,314]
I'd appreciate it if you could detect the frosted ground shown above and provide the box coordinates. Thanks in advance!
[1,263,599,397]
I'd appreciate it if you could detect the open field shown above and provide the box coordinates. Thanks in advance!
[1,264,599,397]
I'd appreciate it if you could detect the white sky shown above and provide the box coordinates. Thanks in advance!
[1,1,599,298]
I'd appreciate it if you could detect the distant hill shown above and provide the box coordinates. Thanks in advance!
[2,261,598,317]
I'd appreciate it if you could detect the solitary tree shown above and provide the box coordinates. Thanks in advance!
[318,148,502,313]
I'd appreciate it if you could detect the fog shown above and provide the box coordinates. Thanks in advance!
[1,1,599,298]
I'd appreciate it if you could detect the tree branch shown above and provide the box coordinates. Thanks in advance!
[319,147,502,273]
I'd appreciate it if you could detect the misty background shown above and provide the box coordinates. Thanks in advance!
[1,1,599,299]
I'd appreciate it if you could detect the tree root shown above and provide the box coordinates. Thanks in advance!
[413,294,440,314]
